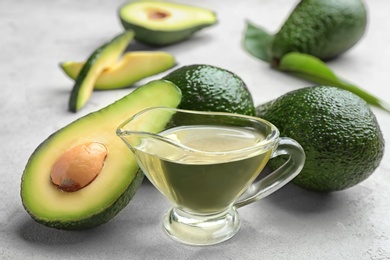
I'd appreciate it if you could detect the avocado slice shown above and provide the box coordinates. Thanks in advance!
[61,51,176,90]
[21,80,182,230]
[69,30,134,112]
[119,1,217,46]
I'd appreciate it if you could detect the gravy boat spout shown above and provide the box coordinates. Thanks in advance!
[116,106,179,153]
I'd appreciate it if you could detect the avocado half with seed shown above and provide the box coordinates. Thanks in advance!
[119,1,217,46]
[21,80,182,230]
[61,51,176,90]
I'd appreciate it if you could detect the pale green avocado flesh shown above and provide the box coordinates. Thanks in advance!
[119,1,217,45]
[61,51,176,90]
[21,80,182,230]
[69,30,134,112]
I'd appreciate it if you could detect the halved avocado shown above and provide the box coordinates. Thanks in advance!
[69,30,134,112]
[21,80,182,230]
[119,1,217,46]
[61,51,176,90]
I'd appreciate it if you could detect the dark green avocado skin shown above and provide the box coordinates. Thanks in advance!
[256,86,384,192]
[271,0,367,61]
[120,22,215,46]
[163,64,256,116]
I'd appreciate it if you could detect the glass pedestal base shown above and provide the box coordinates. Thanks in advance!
[162,207,241,246]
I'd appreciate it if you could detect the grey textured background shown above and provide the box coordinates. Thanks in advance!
[1,0,389,259]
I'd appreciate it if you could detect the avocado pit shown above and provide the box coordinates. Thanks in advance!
[147,8,170,20]
[50,142,107,192]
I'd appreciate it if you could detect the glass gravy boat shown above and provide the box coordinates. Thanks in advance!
[117,107,305,246]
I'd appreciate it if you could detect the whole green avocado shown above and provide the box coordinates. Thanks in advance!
[271,0,367,61]
[256,86,384,192]
[163,64,256,116]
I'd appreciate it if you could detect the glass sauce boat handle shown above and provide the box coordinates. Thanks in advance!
[234,137,305,209]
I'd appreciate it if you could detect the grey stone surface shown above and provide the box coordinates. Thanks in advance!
[1,0,389,259]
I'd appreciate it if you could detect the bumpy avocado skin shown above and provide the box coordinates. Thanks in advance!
[271,0,367,61]
[256,86,384,192]
[163,64,256,116]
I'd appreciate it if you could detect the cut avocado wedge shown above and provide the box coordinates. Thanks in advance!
[119,1,217,46]
[69,30,134,112]
[21,80,182,230]
[61,51,176,90]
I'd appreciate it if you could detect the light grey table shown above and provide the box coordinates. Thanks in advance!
[1,0,389,259]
